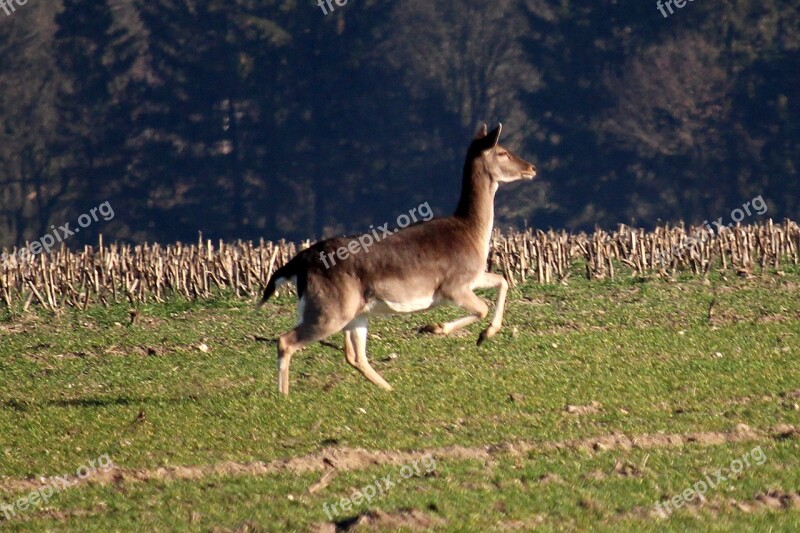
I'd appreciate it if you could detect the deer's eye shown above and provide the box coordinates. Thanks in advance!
[498,151,509,157]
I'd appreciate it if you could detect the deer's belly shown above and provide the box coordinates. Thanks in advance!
[362,296,442,315]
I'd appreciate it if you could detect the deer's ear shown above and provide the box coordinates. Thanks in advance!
[473,123,488,140]
[486,123,502,148]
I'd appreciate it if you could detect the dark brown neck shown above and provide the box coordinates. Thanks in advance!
[454,157,496,234]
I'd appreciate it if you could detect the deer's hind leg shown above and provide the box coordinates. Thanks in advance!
[278,323,333,395]
[420,290,488,336]
[278,295,357,395]
[344,317,393,391]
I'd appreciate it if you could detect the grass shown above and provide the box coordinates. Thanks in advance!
[1,263,799,531]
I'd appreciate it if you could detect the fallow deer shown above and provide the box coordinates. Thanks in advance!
[259,124,536,394]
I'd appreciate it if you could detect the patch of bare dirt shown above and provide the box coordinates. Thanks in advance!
[565,401,602,415]
[750,491,800,511]
[616,489,800,523]
[771,424,800,439]
[537,473,564,485]
[0,424,795,496]
[613,459,644,477]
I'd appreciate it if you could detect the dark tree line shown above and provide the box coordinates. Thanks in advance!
[0,0,798,248]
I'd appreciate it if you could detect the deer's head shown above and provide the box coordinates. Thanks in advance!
[470,123,536,184]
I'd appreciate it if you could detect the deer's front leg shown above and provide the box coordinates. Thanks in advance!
[474,271,508,345]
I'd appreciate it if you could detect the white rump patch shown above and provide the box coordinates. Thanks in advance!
[275,276,297,289]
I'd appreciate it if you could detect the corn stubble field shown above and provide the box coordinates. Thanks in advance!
[1,222,800,532]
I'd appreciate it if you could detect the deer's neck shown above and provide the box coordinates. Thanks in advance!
[454,158,497,256]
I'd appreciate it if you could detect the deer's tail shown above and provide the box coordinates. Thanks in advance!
[258,261,304,307]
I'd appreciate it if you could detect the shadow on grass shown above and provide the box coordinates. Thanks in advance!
[0,393,219,411]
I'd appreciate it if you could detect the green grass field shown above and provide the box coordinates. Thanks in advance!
[1,264,799,531]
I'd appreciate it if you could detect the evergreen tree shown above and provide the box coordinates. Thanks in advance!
[132,0,293,241]
[53,0,137,242]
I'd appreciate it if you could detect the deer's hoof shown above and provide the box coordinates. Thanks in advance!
[419,323,445,335]
[477,327,496,346]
